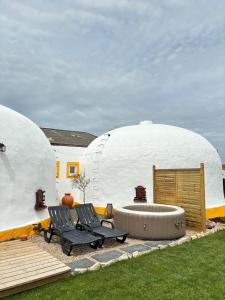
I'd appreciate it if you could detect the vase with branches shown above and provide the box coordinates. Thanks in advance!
[72,170,90,204]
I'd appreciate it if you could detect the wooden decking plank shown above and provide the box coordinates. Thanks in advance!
[0,249,45,262]
[0,266,70,290]
[0,271,70,298]
[0,251,51,264]
[0,260,68,282]
[0,248,39,258]
[0,247,45,260]
[0,247,39,255]
[0,256,58,274]
[0,242,42,252]
[0,252,54,267]
[0,241,35,250]
[0,240,34,246]
[0,246,45,257]
[0,240,23,246]
[0,242,49,252]
[0,240,71,298]
[0,251,46,265]
[0,243,38,252]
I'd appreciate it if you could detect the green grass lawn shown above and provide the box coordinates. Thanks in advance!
[7,231,225,300]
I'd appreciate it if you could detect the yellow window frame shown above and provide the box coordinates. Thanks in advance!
[56,160,60,179]
[66,161,80,178]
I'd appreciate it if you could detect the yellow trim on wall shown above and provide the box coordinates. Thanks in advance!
[56,160,60,179]
[72,202,105,215]
[0,203,101,242]
[66,161,80,179]
[206,205,225,219]
[0,218,50,242]
[94,206,106,215]
[72,202,107,215]
[1,204,224,242]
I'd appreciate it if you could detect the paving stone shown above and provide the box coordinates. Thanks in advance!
[121,244,151,254]
[67,258,95,271]
[144,240,173,247]
[91,250,124,263]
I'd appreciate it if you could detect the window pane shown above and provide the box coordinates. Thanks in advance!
[70,165,76,174]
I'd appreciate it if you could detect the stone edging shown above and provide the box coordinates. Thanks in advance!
[67,224,225,275]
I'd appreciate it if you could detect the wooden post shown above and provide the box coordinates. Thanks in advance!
[152,165,156,203]
[175,170,179,205]
[200,163,206,231]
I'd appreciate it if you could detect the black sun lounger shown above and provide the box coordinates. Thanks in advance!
[44,206,102,256]
[75,203,128,243]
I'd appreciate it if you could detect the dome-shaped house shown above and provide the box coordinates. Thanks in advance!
[82,121,224,218]
[0,105,57,240]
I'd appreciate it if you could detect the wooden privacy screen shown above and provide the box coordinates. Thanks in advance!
[153,163,206,232]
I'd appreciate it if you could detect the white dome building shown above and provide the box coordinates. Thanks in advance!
[0,105,57,238]
[82,121,224,218]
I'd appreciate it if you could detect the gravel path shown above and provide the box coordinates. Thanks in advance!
[29,224,222,264]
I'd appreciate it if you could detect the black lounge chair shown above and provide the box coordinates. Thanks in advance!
[75,203,128,243]
[44,206,102,256]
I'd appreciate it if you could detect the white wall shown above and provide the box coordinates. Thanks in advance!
[53,145,85,202]
[222,169,225,179]
[82,123,224,209]
[0,105,57,231]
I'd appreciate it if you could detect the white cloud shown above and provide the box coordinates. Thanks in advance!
[0,0,225,160]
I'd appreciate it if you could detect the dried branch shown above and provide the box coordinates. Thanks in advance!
[72,170,90,203]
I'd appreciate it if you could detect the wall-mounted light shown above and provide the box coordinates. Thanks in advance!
[0,143,6,152]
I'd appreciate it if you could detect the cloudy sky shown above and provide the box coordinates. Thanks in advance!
[0,0,225,160]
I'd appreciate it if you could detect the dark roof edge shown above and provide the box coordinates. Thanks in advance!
[51,143,87,148]
[41,127,97,137]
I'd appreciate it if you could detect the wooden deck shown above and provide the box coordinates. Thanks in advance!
[0,240,71,298]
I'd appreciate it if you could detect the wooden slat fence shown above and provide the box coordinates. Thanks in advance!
[153,163,206,232]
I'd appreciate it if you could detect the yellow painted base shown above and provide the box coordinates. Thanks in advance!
[206,205,225,219]
[1,203,224,242]
[0,218,50,242]
[0,201,105,242]
[72,202,106,215]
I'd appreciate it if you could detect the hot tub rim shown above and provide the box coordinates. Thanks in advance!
[114,203,185,217]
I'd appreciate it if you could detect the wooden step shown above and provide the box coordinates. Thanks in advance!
[0,240,70,298]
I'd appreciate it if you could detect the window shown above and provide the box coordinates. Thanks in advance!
[56,160,60,179]
[70,165,76,175]
[66,162,80,178]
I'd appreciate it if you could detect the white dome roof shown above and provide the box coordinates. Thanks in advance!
[0,105,57,230]
[82,121,224,209]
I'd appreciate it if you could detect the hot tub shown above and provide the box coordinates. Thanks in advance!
[114,204,185,240]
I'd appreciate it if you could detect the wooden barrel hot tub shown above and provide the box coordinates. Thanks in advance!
[114,204,185,240]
